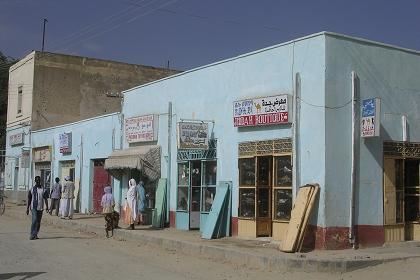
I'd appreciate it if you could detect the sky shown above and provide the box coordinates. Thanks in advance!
[1,0,420,71]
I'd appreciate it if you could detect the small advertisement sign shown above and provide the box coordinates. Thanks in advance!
[361,98,381,138]
[33,147,51,162]
[178,122,209,149]
[20,150,30,168]
[233,94,290,127]
[59,133,72,154]
[9,133,24,146]
[125,114,157,143]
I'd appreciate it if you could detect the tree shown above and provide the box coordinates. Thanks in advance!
[0,52,17,150]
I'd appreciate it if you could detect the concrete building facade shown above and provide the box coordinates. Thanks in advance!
[5,51,178,202]
[115,32,420,249]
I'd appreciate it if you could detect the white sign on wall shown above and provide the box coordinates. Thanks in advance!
[59,133,72,154]
[9,133,24,146]
[178,122,209,150]
[125,115,157,143]
[361,98,381,138]
[233,94,290,127]
[33,147,51,162]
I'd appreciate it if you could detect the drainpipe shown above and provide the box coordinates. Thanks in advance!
[119,112,124,213]
[349,71,357,248]
[292,73,301,198]
[167,102,172,225]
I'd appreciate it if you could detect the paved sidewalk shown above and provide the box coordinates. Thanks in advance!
[3,203,420,273]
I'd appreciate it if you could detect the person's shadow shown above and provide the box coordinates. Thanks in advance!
[0,272,45,280]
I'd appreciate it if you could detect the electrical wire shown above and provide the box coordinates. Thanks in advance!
[298,97,353,109]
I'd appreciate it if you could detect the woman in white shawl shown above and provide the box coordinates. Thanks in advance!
[125,178,138,230]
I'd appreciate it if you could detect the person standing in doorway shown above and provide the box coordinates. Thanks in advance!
[125,178,138,230]
[26,176,49,240]
[137,180,146,225]
[49,177,62,216]
[60,176,75,219]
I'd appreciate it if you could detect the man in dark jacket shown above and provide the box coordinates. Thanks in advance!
[26,176,49,240]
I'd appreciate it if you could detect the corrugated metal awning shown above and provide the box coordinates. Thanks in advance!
[104,145,161,181]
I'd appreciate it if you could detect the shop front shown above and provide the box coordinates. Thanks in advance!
[176,139,217,231]
[104,145,161,221]
[105,114,161,221]
[175,121,217,231]
[33,146,52,193]
[237,139,293,239]
[383,141,420,242]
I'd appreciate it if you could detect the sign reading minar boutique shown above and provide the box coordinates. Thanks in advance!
[233,95,289,127]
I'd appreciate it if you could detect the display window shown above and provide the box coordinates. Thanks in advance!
[176,160,217,213]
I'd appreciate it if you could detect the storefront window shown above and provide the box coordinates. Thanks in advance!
[177,187,188,211]
[202,187,216,212]
[274,156,292,186]
[273,155,293,221]
[239,158,255,186]
[274,189,292,220]
[203,161,217,186]
[191,161,201,187]
[178,162,189,186]
[239,188,255,218]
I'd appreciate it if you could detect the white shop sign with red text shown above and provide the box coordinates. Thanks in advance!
[125,114,157,143]
[233,95,290,127]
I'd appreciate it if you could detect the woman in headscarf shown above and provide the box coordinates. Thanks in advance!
[137,181,146,225]
[125,178,138,230]
[101,186,115,238]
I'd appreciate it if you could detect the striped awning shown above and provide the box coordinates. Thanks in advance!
[104,145,161,181]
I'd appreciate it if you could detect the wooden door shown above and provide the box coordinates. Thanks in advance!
[256,156,272,236]
[93,160,111,213]
[383,158,404,242]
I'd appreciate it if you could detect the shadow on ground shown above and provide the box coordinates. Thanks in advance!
[0,272,45,280]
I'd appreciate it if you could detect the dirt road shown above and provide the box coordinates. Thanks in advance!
[1,215,420,280]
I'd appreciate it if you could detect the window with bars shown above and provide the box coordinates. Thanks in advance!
[17,86,23,115]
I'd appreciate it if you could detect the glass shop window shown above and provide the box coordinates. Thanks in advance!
[239,158,255,186]
[239,188,255,218]
[177,162,189,211]
[202,161,217,212]
[273,155,293,221]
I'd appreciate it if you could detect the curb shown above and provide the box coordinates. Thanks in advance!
[3,209,413,273]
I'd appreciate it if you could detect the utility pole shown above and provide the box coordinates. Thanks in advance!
[42,18,48,52]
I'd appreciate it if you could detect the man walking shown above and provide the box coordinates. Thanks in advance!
[49,177,62,216]
[26,176,49,240]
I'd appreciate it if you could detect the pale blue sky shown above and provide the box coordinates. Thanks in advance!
[1,0,419,70]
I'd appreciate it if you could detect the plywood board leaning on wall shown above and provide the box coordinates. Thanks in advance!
[280,184,319,253]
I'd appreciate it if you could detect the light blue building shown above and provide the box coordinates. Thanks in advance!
[9,32,420,249]
[116,32,420,249]
[29,113,123,213]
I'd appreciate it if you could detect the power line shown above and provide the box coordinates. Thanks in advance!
[123,2,283,32]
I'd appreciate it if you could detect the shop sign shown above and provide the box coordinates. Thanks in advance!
[59,133,72,154]
[361,98,381,138]
[125,115,157,143]
[178,122,209,150]
[9,133,24,146]
[233,94,290,127]
[20,150,30,168]
[33,147,51,162]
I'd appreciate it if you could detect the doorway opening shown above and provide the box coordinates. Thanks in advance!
[383,157,420,241]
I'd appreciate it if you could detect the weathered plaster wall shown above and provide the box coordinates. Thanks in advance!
[31,52,178,130]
